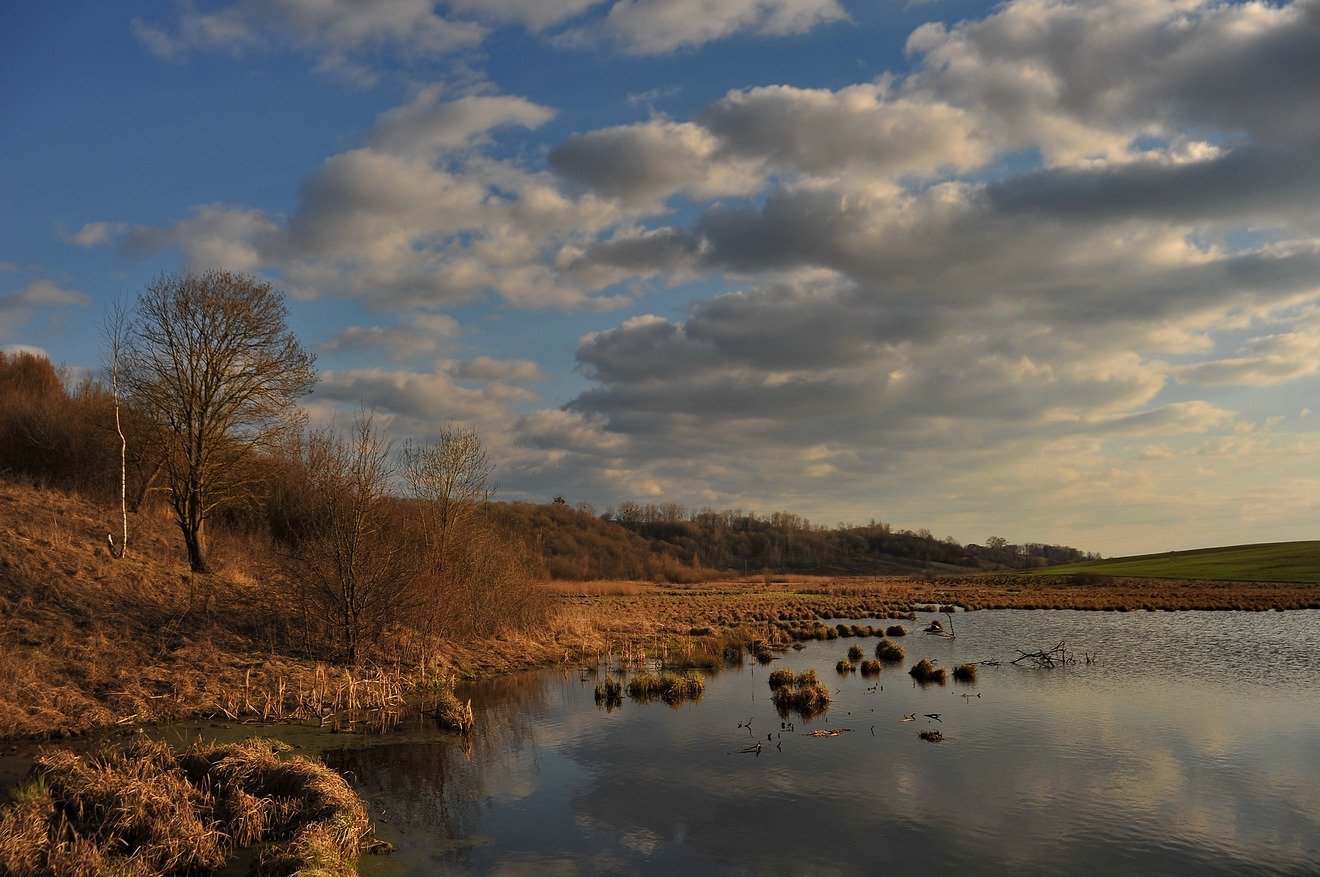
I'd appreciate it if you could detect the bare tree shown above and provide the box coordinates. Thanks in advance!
[100,301,130,558]
[286,416,418,663]
[399,424,495,558]
[123,270,315,573]
[401,425,545,639]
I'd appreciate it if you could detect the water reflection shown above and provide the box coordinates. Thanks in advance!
[343,611,1320,876]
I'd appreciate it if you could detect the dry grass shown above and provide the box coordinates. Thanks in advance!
[3,478,1316,742]
[770,670,831,720]
[875,639,905,663]
[953,663,978,683]
[626,671,706,705]
[909,659,947,684]
[0,738,372,876]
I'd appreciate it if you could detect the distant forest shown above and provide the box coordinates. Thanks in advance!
[493,499,1098,582]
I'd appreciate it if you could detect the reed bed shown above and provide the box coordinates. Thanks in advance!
[0,738,373,876]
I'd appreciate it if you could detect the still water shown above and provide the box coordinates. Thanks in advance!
[329,610,1320,876]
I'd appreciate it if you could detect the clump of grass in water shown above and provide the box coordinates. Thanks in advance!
[432,686,475,733]
[908,658,947,684]
[953,663,978,683]
[770,670,831,719]
[835,659,855,674]
[627,671,705,705]
[847,645,864,662]
[0,738,376,877]
[875,639,905,663]
[594,678,623,707]
[768,668,795,690]
[886,624,908,637]
[859,659,881,676]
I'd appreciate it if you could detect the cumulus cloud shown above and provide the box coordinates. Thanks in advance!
[561,0,848,54]
[116,91,633,309]
[368,90,556,159]
[549,120,763,204]
[318,314,461,362]
[132,0,851,77]
[112,0,1320,550]
[132,0,486,82]
[0,281,90,337]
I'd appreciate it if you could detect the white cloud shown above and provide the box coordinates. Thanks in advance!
[568,0,849,54]
[368,90,556,159]
[0,281,90,338]
[550,120,763,204]
[132,0,486,81]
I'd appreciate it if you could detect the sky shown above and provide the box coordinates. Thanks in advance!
[2,0,1319,556]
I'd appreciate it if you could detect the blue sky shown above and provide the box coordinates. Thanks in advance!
[3,0,1319,555]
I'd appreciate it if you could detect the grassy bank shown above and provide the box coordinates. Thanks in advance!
[1044,541,1320,583]
[3,481,1317,743]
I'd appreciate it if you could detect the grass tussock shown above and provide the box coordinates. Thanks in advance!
[874,639,905,663]
[0,738,372,877]
[952,663,978,682]
[768,668,795,690]
[626,671,705,705]
[593,678,623,709]
[846,645,863,661]
[908,659,947,684]
[770,670,831,720]
[859,659,881,676]
[835,659,855,674]
[885,625,908,637]
[431,687,475,733]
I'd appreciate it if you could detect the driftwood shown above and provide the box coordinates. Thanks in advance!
[1011,642,1073,668]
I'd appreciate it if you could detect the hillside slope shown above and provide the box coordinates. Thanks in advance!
[1045,541,1320,583]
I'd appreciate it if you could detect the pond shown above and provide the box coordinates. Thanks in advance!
[313,609,1320,876]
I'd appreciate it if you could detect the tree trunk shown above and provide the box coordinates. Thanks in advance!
[180,503,210,574]
[131,458,164,514]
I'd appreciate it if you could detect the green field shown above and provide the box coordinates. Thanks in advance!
[1045,541,1320,583]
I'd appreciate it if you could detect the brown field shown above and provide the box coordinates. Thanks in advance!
[1,480,1316,742]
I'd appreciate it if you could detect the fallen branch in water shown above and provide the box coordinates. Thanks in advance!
[1011,641,1072,668]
